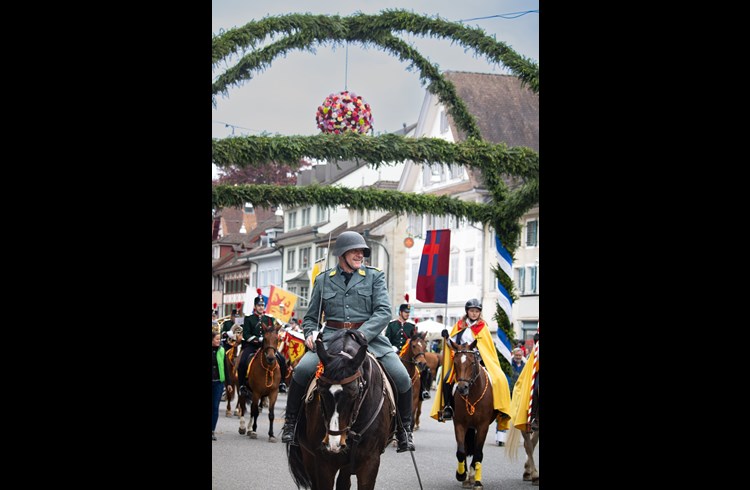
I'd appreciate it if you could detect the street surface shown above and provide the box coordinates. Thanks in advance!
[212,387,539,489]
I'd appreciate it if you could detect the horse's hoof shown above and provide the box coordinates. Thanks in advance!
[462,480,472,488]
[238,427,246,435]
[473,482,483,488]
[249,431,257,439]
[532,477,539,486]
[456,471,467,482]
[414,425,419,431]
[225,411,232,417]
[523,472,532,481]
[268,436,277,443]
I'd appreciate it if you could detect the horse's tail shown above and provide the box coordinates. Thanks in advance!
[286,444,311,489]
[505,424,521,462]
[286,400,311,488]
[465,428,476,457]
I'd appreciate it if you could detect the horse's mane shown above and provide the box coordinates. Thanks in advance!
[321,328,368,380]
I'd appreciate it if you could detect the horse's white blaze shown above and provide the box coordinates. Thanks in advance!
[327,384,343,453]
[460,353,468,364]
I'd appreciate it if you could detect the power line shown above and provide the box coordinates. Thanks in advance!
[212,120,267,135]
[457,10,538,22]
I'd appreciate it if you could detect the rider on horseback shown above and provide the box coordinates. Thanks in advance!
[432,298,511,427]
[238,292,289,396]
[385,296,431,401]
[281,231,416,453]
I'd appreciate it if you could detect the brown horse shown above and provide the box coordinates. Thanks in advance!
[238,322,282,441]
[424,351,440,386]
[398,331,428,431]
[447,338,497,489]
[223,325,244,417]
[287,329,395,490]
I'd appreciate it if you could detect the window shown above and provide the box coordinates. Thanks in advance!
[440,110,449,133]
[408,213,423,238]
[515,267,526,294]
[287,250,296,271]
[251,272,257,287]
[465,254,474,284]
[526,219,538,247]
[244,202,254,214]
[301,208,310,227]
[522,321,538,341]
[316,206,327,223]
[299,286,309,308]
[528,265,538,294]
[300,246,311,269]
[315,247,327,261]
[356,208,364,224]
[450,253,459,285]
[448,163,463,180]
[288,211,297,230]
[212,245,220,259]
[260,270,268,287]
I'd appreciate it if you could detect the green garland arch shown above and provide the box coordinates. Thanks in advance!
[211,10,539,375]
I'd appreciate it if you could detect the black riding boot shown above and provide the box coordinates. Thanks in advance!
[238,372,251,398]
[281,379,306,445]
[442,383,454,420]
[396,387,415,452]
[276,353,288,392]
[420,369,432,400]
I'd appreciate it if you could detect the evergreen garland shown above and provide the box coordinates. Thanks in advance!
[211,11,539,378]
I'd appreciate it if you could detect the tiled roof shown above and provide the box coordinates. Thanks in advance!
[443,71,538,150]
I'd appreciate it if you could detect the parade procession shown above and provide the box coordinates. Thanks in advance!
[212,2,538,488]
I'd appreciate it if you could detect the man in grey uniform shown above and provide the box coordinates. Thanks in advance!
[281,231,415,452]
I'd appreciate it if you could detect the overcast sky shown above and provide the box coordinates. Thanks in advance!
[212,0,538,178]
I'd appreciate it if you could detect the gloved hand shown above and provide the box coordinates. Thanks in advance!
[441,329,449,339]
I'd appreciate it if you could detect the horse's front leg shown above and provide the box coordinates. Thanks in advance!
[238,392,247,435]
[353,456,382,490]
[313,462,338,490]
[454,423,468,482]
[469,423,490,488]
[335,464,353,490]
[267,390,279,442]
[248,393,260,439]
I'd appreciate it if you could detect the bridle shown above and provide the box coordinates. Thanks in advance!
[316,355,384,450]
[453,349,489,416]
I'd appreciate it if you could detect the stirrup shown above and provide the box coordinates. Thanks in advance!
[396,429,415,452]
[281,421,297,445]
[442,406,453,420]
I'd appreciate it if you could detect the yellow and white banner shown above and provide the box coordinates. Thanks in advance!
[265,285,297,323]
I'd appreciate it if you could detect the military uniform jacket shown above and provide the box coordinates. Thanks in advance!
[385,319,417,350]
[242,313,275,342]
[302,265,394,358]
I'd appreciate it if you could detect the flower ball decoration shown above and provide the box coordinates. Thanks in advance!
[315,90,373,134]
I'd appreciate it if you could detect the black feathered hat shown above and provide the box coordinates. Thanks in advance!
[254,288,265,306]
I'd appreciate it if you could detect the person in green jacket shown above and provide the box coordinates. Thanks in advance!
[212,331,232,441]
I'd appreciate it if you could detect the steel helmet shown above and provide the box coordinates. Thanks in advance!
[464,298,482,312]
[332,231,371,257]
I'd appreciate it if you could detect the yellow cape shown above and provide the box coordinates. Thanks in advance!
[429,320,512,429]
[509,343,538,431]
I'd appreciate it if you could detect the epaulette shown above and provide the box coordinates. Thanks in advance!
[316,268,332,279]
[365,265,382,272]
